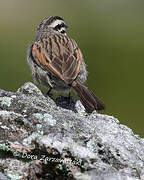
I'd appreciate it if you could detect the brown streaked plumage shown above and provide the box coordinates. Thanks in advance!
[27,16,105,113]
[32,34,82,84]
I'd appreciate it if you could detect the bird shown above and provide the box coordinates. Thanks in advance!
[27,16,105,113]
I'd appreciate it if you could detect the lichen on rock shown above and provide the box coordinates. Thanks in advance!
[0,82,144,180]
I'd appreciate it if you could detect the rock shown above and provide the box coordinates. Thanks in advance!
[0,82,144,180]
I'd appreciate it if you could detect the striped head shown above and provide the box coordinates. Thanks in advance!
[36,16,68,38]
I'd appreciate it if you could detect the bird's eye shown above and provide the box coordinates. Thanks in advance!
[61,30,65,34]
[54,24,61,30]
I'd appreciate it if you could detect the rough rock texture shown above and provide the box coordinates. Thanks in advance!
[0,82,144,180]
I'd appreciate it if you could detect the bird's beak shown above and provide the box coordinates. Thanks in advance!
[65,24,68,29]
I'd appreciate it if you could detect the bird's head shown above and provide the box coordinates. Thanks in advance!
[36,16,68,38]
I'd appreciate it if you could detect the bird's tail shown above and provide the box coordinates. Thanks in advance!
[72,81,105,113]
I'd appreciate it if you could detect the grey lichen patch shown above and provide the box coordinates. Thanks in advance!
[0,110,27,142]
[0,125,10,130]
[72,144,96,159]
[62,121,72,131]
[75,172,91,180]
[22,132,42,147]
[0,110,23,120]
[17,82,43,97]
[33,113,56,126]
[3,159,30,180]
[87,139,98,152]
[75,100,86,115]
[43,113,56,125]
[0,172,9,180]
[0,143,10,152]
[32,113,43,122]
[6,172,23,180]
[0,110,10,116]
[36,124,43,131]
[0,97,12,107]
[11,95,16,99]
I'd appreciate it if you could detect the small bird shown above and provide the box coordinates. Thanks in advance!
[27,16,105,113]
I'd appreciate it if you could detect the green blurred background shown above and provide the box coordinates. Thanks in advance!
[0,0,144,137]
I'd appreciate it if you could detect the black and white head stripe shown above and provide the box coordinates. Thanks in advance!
[37,16,68,34]
[48,16,68,34]
[45,16,64,25]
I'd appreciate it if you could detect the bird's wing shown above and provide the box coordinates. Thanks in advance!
[32,34,82,84]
